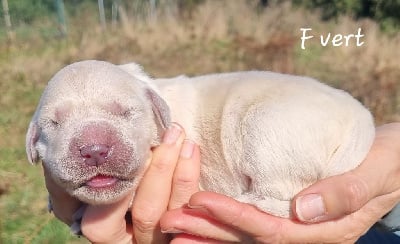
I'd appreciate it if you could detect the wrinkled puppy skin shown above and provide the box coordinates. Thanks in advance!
[27,60,376,219]
[26,61,170,205]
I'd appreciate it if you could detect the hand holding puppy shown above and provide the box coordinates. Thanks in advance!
[160,123,400,243]
[30,60,394,243]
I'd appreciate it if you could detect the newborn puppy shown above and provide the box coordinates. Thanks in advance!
[26,60,375,218]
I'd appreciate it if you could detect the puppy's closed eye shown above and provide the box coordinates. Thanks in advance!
[38,117,61,129]
[39,102,73,129]
[50,119,60,127]
[53,102,72,126]
[103,101,141,119]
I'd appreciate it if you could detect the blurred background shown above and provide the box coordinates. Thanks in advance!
[0,0,399,243]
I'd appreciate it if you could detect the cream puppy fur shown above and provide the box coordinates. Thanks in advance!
[26,60,375,218]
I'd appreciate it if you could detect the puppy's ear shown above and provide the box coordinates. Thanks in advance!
[26,121,40,164]
[146,88,171,130]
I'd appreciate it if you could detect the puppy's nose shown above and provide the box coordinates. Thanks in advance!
[80,144,110,166]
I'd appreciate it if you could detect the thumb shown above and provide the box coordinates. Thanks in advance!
[293,142,397,223]
[293,124,400,223]
[292,171,372,223]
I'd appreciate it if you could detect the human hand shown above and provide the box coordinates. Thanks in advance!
[161,123,400,243]
[44,123,201,243]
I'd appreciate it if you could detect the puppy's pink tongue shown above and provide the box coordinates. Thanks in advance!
[86,175,117,188]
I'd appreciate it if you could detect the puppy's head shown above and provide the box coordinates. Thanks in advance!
[26,60,170,204]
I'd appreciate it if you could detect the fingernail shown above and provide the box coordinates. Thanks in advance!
[295,194,326,222]
[161,228,183,234]
[163,124,182,144]
[187,203,202,209]
[180,140,195,159]
[185,203,210,215]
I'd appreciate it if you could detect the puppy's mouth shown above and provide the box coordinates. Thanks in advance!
[85,174,119,188]
[73,173,134,204]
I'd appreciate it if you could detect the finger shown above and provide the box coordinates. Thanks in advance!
[160,207,247,242]
[372,123,400,192]
[171,233,228,244]
[187,191,392,243]
[293,124,400,223]
[43,165,81,225]
[286,191,400,243]
[81,193,133,243]
[132,123,185,244]
[186,191,285,243]
[169,140,201,210]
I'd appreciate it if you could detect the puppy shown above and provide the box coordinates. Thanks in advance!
[26,60,375,218]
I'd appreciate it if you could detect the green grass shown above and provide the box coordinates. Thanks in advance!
[0,145,86,243]
[0,147,87,243]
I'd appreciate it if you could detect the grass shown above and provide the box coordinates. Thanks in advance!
[0,0,399,243]
[0,148,87,243]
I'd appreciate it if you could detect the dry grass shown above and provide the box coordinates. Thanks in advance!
[313,17,400,123]
[2,0,399,124]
